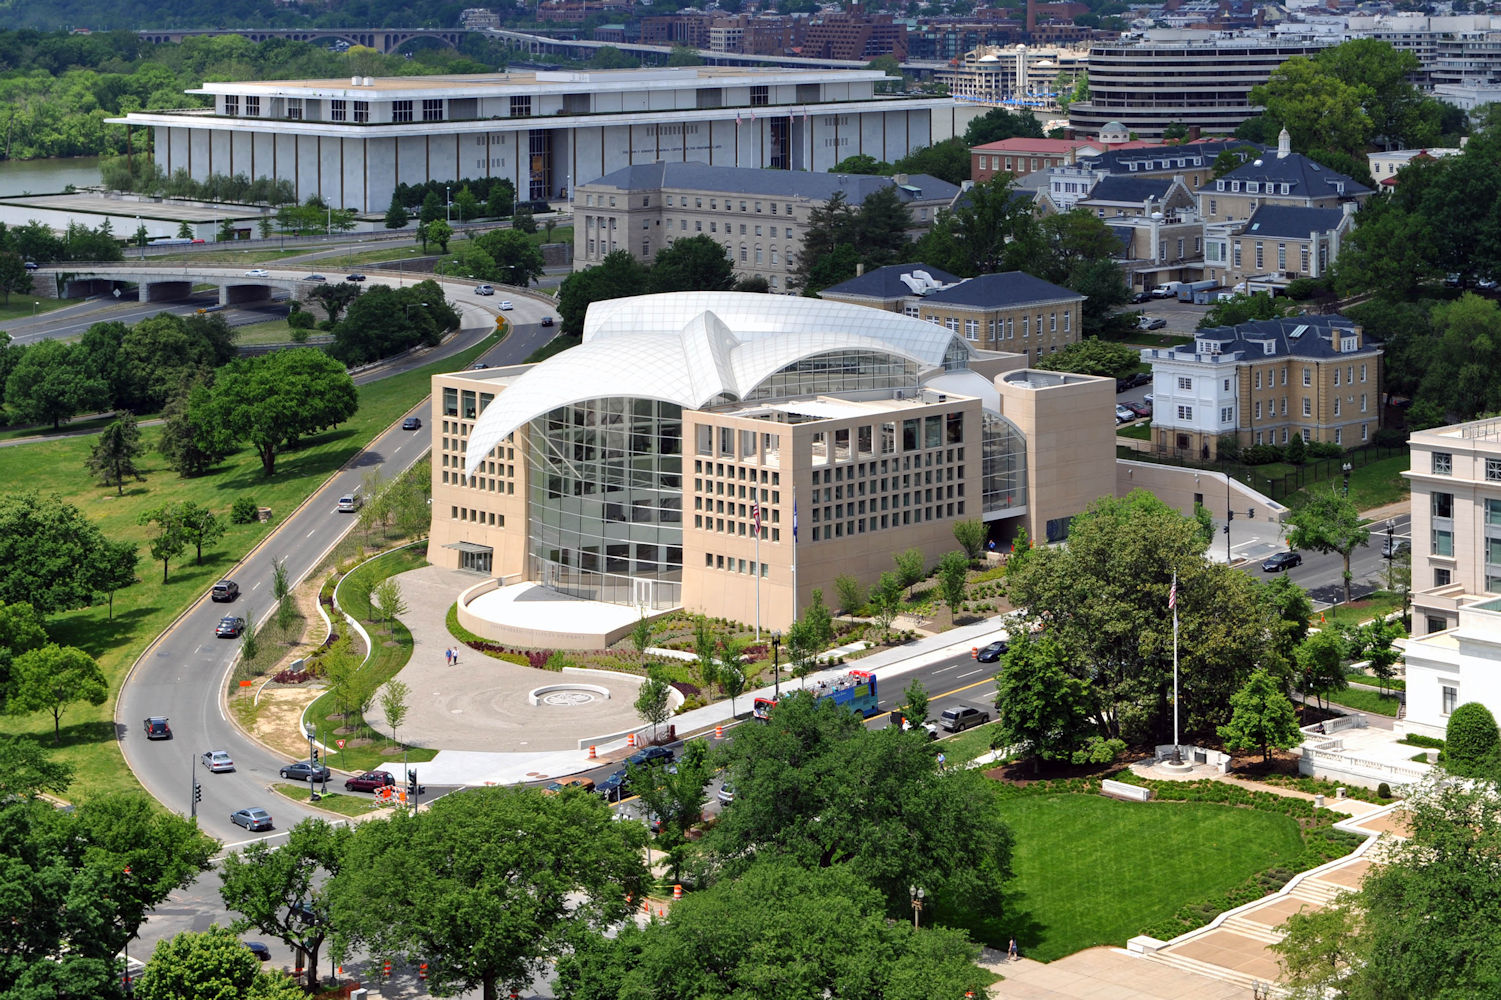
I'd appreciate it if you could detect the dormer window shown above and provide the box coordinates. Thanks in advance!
[1341,335,1358,352]
[1232,181,1241,192]
[1216,180,1225,191]
[1281,184,1290,195]
[1247,182,1258,194]
[1263,341,1275,355]
[1336,182,1345,194]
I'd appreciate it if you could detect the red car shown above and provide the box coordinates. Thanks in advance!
[344,770,395,792]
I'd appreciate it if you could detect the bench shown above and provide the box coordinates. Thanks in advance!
[1101,778,1151,802]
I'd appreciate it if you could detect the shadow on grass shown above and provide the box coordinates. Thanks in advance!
[934,896,1047,956]
[48,607,158,660]
[27,718,119,751]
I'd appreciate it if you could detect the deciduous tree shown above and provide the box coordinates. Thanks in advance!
[557,251,649,335]
[648,233,735,293]
[220,819,352,991]
[952,518,986,560]
[472,227,546,287]
[7,643,108,742]
[138,502,191,583]
[380,679,409,746]
[177,500,225,564]
[0,491,116,615]
[3,338,109,429]
[1443,701,1500,778]
[1286,489,1370,604]
[0,735,74,798]
[94,538,140,621]
[937,549,969,617]
[1218,668,1302,763]
[135,926,303,1000]
[1295,629,1347,711]
[329,786,649,1000]
[994,632,1093,772]
[1035,338,1140,380]
[634,669,672,743]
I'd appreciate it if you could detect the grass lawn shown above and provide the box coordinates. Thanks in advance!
[0,297,73,321]
[273,784,383,818]
[1118,421,1151,441]
[1319,591,1404,629]
[1325,686,1401,717]
[1284,455,1409,511]
[970,794,1304,962]
[2,333,500,801]
[939,718,1002,762]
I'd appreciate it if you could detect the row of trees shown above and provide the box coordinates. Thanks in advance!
[0,218,124,267]
[558,237,768,335]
[198,691,1005,999]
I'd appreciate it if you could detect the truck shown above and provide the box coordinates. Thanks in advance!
[1175,279,1219,303]
[753,670,881,721]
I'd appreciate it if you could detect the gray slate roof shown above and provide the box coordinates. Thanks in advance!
[1241,205,1346,238]
[1079,139,1265,176]
[1084,175,1174,204]
[819,263,963,300]
[1218,152,1371,198]
[580,161,959,206]
[1191,314,1380,360]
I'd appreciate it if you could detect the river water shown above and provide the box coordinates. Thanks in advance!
[0,156,103,198]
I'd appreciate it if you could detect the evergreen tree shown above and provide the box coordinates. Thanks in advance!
[383,194,409,229]
[84,412,146,495]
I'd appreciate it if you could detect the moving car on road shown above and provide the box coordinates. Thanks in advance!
[304,274,326,282]
[624,745,675,768]
[939,705,989,733]
[143,717,172,740]
[346,273,366,282]
[541,316,554,326]
[279,760,331,782]
[230,807,273,831]
[211,580,239,602]
[201,750,235,772]
[1262,551,1303,572]
[474,284,495,295]
[975,640,1009,663]
[498,300,514,311]
[344,770,395,792]
[243,269,270,277]
[401,416,422,430]
[215,616,245,638]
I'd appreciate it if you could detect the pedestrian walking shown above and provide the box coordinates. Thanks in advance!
[445,647,453,665]
[452,647,459,665]
[1008,937,1018,962]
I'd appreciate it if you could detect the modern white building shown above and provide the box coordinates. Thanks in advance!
[111,66,957,214]
[1400,595,1501,741]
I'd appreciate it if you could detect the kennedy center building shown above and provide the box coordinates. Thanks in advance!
[428,293,1115,639]
[113,66,954,213]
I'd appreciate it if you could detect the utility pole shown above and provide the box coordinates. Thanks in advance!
[189,758,200,819]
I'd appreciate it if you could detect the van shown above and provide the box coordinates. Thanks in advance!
[938,705,990,733]
[336,489,363,512]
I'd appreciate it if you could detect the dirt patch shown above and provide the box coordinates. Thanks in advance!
[244,686,328,760]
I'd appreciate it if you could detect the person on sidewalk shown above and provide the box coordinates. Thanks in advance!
[445,647,453,665]
[1008,937,1018,962]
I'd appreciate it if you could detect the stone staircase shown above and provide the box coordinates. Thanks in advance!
[1286,875,1352,907]
[1149,941,1269,992]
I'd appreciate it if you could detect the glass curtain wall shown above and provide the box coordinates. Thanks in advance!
[981,411,1027,512]
[528,397,684,609]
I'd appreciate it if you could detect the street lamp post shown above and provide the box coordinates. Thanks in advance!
[1342,461,1353,496]
[771,631,781,700]
[304,724,320,802]
[909,885,925,929]
[446,185,452,224]
[1385,519,1396,591]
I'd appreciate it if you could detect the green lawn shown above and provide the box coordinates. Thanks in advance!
[1118,420,1151,441]
[1285,455,1409,511]
[939,718,1002,762]
[2,333,499,801]
[970,794,1304,962]
[1319,591,1404,629]
[1326,686,1402,717]
[0,297,73,321]
[274,784,383,817]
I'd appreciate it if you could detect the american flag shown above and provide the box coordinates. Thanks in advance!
[735,112,743,127]
[1168,577,1177,611]
[749,109,756,121]
[792,497,798,541]
[751,501,761,537]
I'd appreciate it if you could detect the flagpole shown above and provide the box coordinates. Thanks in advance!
[791,487,799,621]
[754,500,761,642]
[1171,571,1181,764]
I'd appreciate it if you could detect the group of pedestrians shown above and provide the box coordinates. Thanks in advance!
[444,646,461,665]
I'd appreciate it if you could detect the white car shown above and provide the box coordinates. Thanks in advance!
[474,284,495,296]
[201,750,235,773]
[498,300,514,311]
[1115,404,1137,424]
[243,269,270,277]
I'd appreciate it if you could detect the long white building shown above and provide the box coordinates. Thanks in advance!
[111,66,960,213]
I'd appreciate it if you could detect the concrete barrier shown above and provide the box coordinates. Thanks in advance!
[1101,778,1151,802]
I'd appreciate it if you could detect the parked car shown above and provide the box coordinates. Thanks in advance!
[346,273,366,282]
[143,716,172,740]
[474,284,495,296]
[938,705,990,733]
[243,268,270,277]
[543,777,596,795]
[1479,276,1499,291]
[201,750,235,773]
[215,616,246,638]
[23,260,38,270]
[1128,372,1152,389]
[244,941,271,962]
[279,760,331,782]
[975,640,1009,663]
[229,807,273,832]
[624,745,675,768]
[498,300,514,311]
[1138,315,1167,330]
[1151,282,1182,298]
[1129,290,1151,304]
[304,274,327,282]
[596,769,628,801]
[1262,551,1303,573]
[1125,400,1152,418]
[344,770,395,792]
[401,416,422,430]
[717,781,736,805]
[1115,404,1137,424]
[211,580,239,602]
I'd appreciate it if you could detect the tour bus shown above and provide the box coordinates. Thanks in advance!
[753,670,880,720]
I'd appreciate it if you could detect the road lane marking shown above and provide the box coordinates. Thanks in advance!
[957,668,987,679]
[307,529,317,537]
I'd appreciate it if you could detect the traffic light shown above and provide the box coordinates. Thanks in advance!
[407,770,418,797]
[310,746,319,765]
[1248,507,1255,519]
[1227,509,1235,521]
[193,781,202,804]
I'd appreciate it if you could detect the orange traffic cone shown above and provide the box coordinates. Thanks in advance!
[628,733,637,748]
[715,725,724,739]
[588,745,596,759]
[673,884,683,900]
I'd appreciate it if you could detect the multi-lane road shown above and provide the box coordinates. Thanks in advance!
[114,281,559,847]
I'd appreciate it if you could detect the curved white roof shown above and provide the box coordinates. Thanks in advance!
[464,292,967,476]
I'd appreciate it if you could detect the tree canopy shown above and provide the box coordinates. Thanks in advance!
[963,106,1045,147]
[0,491,120,615]
[135,926,304,1000]
[189,348,358,476]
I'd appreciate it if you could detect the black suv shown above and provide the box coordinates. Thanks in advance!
[143,717,172,740]
[939,706,990,733]
[211,580,239,602]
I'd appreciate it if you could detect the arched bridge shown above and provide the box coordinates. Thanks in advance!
[136,27,465,55]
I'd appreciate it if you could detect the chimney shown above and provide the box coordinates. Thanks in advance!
[856,262,865,276]
[1277,128,1291,159]
[1026,0,1036,35]
[1188,125,1201,140]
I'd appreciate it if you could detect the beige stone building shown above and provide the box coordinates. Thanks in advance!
[1197,131,1372,225]
[819,263,1085,365]
[573,162,958,294]
[1202,204,1355,290]
[427,292,1115,633]
[1142,315,1383,462]
[1406,419,1501,636]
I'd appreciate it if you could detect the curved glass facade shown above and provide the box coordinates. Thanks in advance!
[745,349,921,400]
[982,411,1027,513]
[527,397,684,610]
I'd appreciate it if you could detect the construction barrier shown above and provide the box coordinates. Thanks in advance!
[971,647,978,659]
[641,899,649,913]
[588,745,596,759]
[673,884,683,900]
[382,961,391,979]
[627,733,637,748]
[420,962,428,981]
[714,725,724,739]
